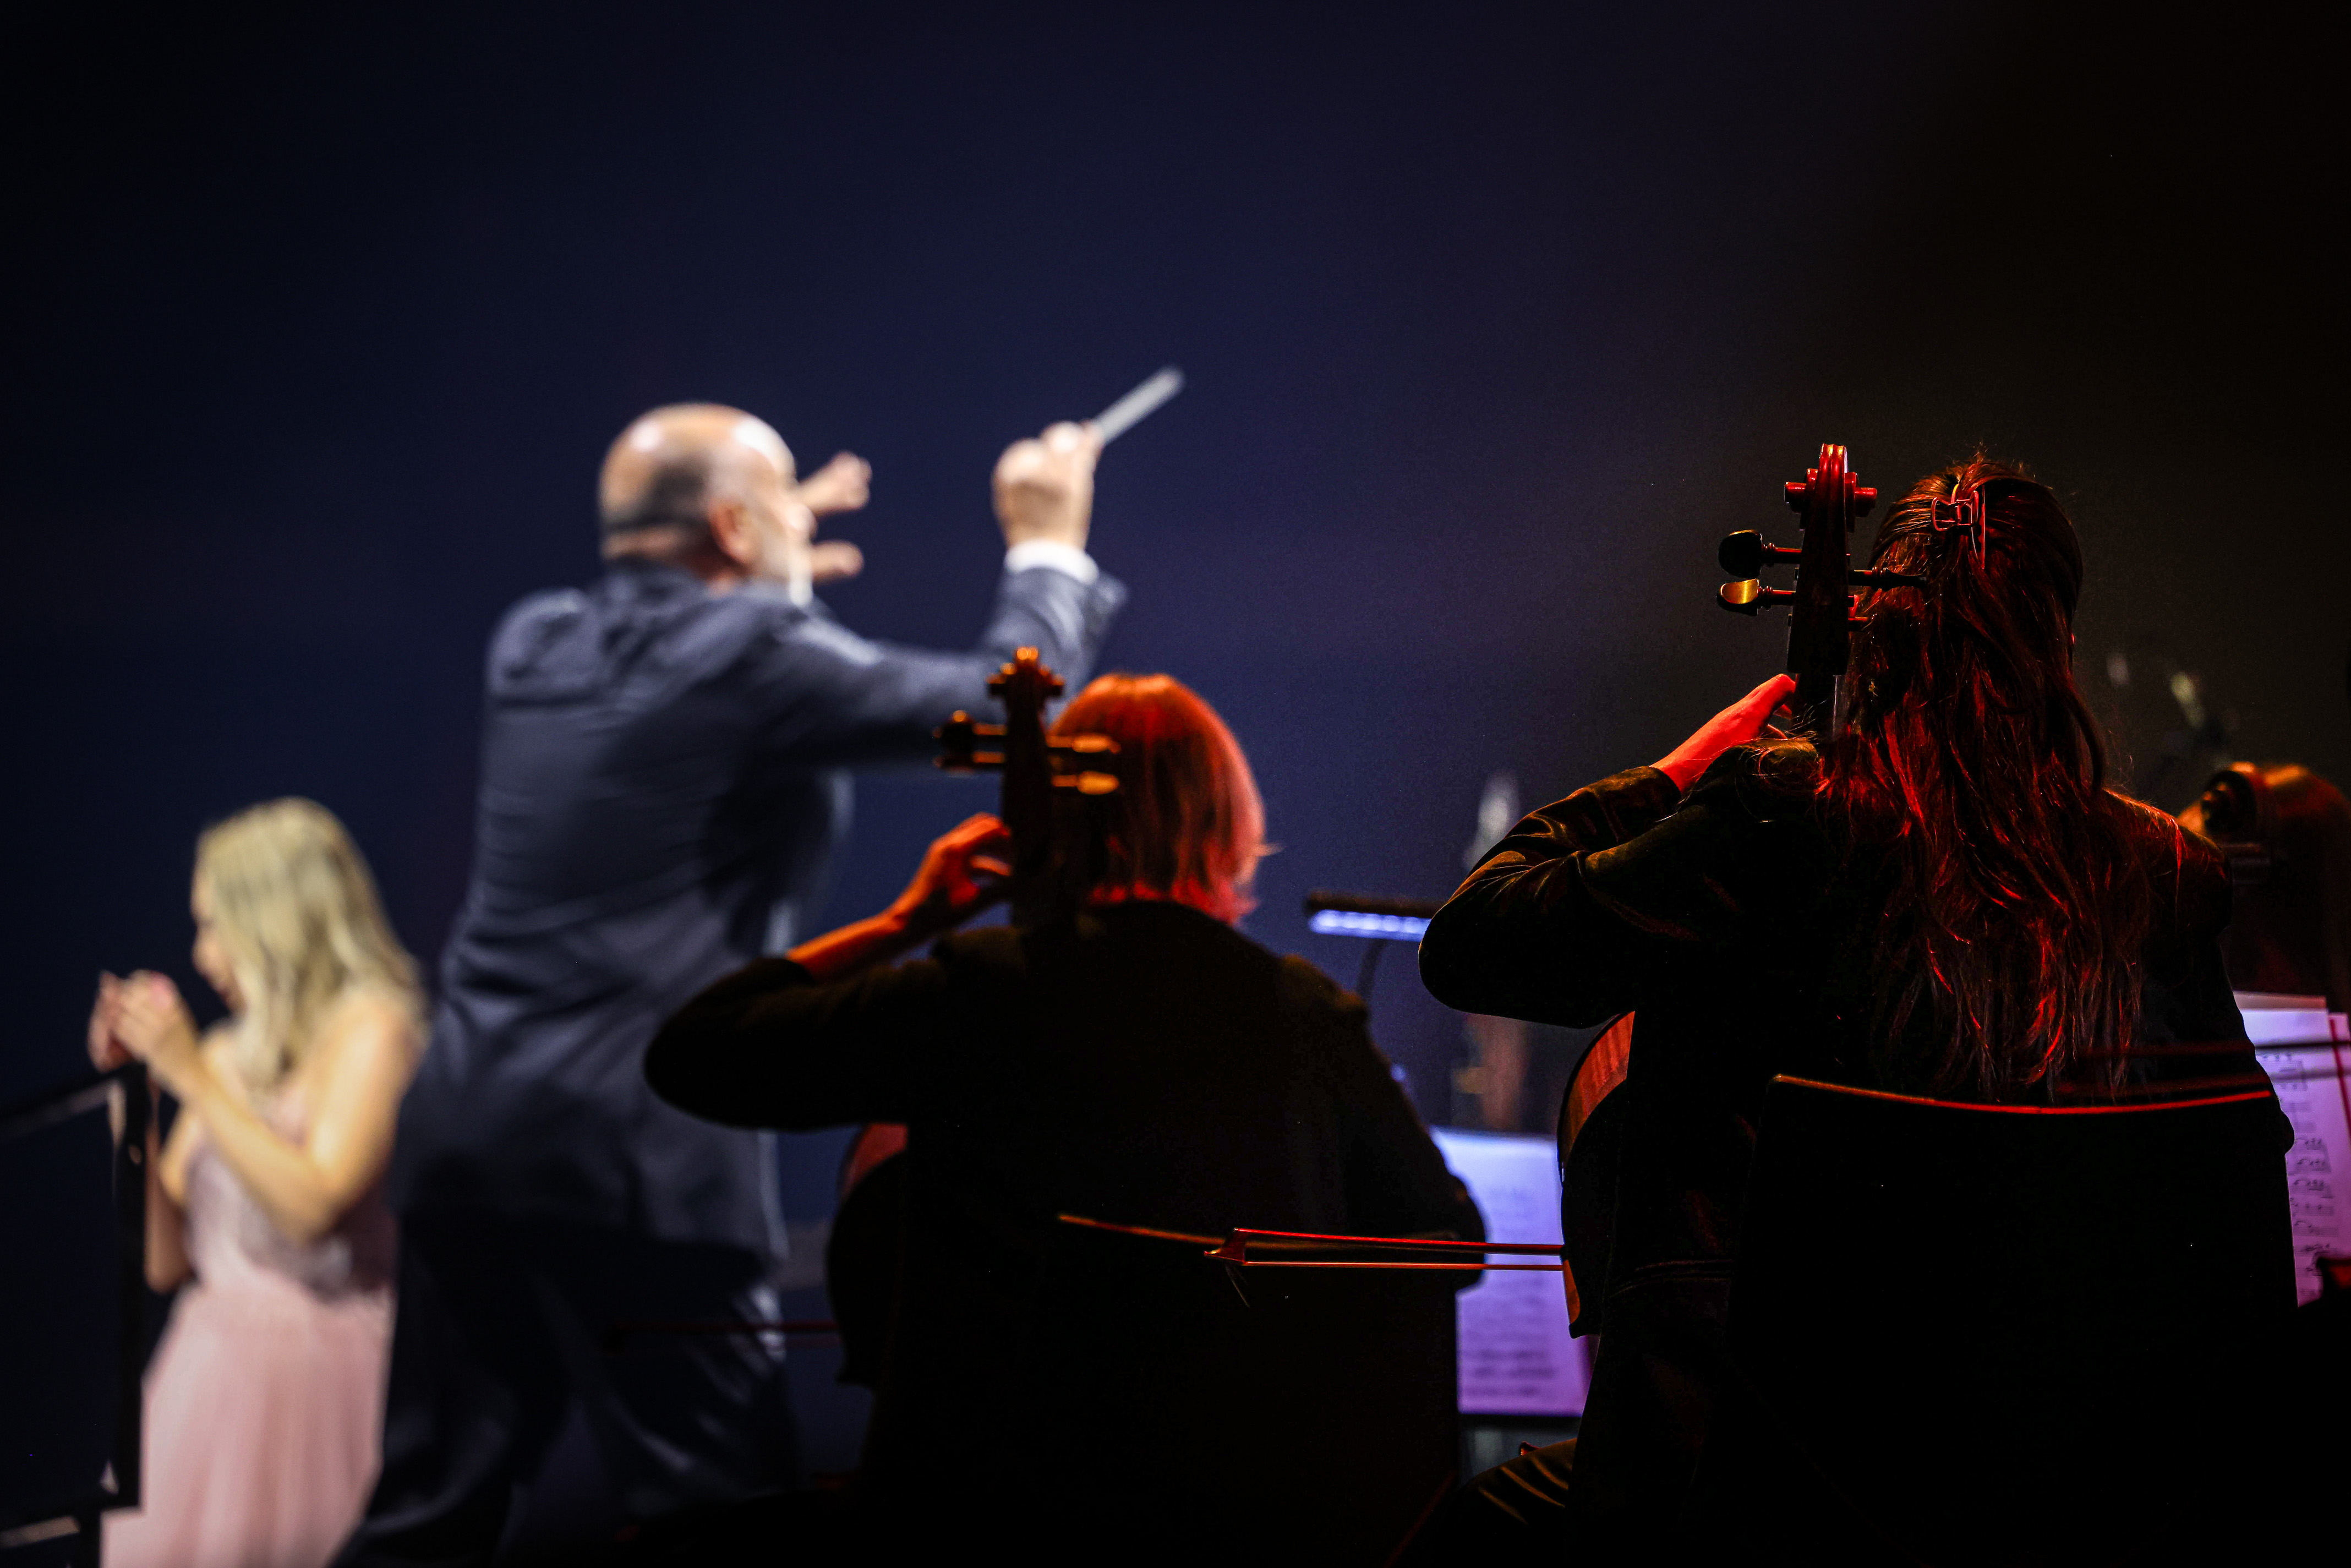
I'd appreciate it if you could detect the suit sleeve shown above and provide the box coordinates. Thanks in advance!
[1417,764,1693,1028]
[748,566,1125,768]
[1279,958,1485,1243]
[644,953,959,1130]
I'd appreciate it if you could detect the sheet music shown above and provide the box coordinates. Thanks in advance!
[2240,993,2351,1305]
[1430,1128,1590,1416]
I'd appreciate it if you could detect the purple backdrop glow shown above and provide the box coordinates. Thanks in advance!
[4,2,2341,1123]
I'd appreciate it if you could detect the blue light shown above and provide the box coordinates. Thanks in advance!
[1308,909,1430,941]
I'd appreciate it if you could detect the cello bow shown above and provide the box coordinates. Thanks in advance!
[1053,1213,1565,1272]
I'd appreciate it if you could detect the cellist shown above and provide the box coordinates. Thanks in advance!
[1414,457,2275,1555]
[644,671,1480,1550]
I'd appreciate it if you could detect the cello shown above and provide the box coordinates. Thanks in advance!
[1187,446,1921,1324]
[1551,444,1918,1330]
[931,647,1122,926]
[825,650,1120,1384]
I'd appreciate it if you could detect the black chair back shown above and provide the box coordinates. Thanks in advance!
[1710,1074,2292,1566]
[1015,1221,1461,1564]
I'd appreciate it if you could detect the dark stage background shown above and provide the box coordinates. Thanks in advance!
[3,1,2341,1216]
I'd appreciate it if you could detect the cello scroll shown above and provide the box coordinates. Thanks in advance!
[1713,442,1921,735]
[935,647,1120,927]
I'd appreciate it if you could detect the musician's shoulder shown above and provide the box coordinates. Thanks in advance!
[1275,952,1368,1023]
[1688,735,1821,813]
[2103,788,2214,854]
[2103,789,2232,912]
[2104,787,2185,831]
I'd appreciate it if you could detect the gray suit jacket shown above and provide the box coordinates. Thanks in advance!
[392,555,1124,1252]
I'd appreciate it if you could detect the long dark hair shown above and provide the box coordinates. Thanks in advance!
[1823,456,2161,1097]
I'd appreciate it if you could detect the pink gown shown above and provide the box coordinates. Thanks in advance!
[105,1090,396,1568]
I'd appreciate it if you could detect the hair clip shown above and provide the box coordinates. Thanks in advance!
[1928,483,1988,562]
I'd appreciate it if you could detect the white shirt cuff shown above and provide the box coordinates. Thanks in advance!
[1003,540,1100,586]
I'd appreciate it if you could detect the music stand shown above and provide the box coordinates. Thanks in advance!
[0,1066,148,1566]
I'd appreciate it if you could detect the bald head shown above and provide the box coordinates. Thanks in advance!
[600,404,795,538]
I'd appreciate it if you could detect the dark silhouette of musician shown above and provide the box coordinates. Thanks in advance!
[646,673,1480,1548]
[2181,762,2351,1011]
[338,406,1123,1564]
[1415,458,2281,1556]
[2180,760,2351,1537]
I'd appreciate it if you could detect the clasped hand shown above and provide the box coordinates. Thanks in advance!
[89,970,206,1097]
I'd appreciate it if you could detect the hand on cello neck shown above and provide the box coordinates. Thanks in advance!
[1653,674,1798,791]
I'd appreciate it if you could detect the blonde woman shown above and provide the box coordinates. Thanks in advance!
[88,799,422,1568]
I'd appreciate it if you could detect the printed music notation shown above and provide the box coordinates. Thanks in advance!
[1430,1128,1592,1417]
[2240,993,2351,1307]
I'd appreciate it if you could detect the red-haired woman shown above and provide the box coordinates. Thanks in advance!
[646,673,1479,1544]
[1415,459,2286,1558]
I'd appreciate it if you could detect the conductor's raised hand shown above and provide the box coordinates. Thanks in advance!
[1653,674,1799,791]
[993,421,1101,551]
[794,451,872,517]
[888,814,1014,935]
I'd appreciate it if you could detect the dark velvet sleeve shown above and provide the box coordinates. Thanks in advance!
[2131,817,2254,1058]
[644,952,957,1130]
[1278,958,1486,1243]
[1417,765,1688,1028]
[2130,826,2292,1149]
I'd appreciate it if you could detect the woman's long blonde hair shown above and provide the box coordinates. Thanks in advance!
[195,799,421,1091]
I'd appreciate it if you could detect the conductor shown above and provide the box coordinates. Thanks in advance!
[338,405,1124,1563]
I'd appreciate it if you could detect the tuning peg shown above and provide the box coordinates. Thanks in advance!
[935,711,1008,772]
[1785,481,1808,511]
[1719,529,1801,578]
[1718,580,1794,615]
[936,712,1005,741]
[1848,567,1923,591]
[1852,485,1877,517]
